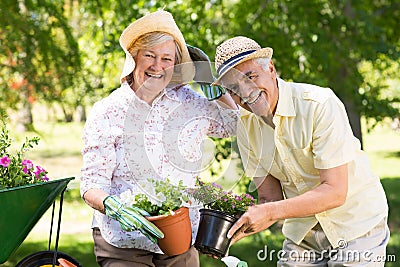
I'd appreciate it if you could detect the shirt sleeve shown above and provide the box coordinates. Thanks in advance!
[80,102,117,197]
[203,99,239,138]
[312,95,358,169]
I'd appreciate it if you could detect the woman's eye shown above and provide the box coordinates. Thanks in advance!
[163,57,172,61]
[145,54,155,58]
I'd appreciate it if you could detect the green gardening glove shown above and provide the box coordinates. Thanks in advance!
[103,195,164,244]
[187,44,226,100]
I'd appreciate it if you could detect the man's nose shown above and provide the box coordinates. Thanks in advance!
[237,80,254,98]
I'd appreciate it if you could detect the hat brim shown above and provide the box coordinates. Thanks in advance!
[212,47,273,86]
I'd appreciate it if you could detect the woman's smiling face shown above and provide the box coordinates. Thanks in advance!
[132,40,176,94]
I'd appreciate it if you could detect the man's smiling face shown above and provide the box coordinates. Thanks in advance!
[221,59,279,117]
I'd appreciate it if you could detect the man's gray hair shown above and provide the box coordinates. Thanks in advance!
[254,57,271,71]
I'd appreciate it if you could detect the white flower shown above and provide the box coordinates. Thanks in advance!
[120,189,135,205]
[221,256,248,267]
[138,180,156,197]
[156,192,166,203]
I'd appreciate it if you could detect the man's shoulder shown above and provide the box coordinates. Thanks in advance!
[288,81,335,104]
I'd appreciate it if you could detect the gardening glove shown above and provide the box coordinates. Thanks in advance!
[187,44,225,100]
[103,195,164,243]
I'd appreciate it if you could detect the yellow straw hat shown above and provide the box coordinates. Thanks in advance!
[119,10,194,84]
[213,36,273,85]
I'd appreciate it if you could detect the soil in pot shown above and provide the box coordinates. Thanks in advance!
[194,208,238,258]
[147,207,192,256]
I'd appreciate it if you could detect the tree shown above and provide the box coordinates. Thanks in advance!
[224,0,400,145]
[0,0,81,129]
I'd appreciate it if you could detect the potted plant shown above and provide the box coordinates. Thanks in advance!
[0,112,49,190]
[120,178,192,256]
[189,178,256,258]
[0,112,79,265]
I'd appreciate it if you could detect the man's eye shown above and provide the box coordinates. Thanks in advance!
[145,54,155,58]
[248,74,257,80]
[163,57,172,61]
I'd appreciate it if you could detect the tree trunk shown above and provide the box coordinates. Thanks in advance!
[76,104,86,122]
[16,89,33,132]
[343,98,363,149]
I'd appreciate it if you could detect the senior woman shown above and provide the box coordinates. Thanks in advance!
[80,10,237,267]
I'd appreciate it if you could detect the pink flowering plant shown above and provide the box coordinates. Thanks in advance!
[0,113,49,189]
[188,178,256,217]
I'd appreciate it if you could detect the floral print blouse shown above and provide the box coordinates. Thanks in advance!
[80,82,238,252]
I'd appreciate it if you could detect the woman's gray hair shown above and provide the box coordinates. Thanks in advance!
[128,31,182,64]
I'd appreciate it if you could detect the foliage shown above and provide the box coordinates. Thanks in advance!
[226,0,400,141]
[188,178,256,216]
[0,113,49,189]
[0,0,81,124]
[121,178,189,216]
[2,0,399,134]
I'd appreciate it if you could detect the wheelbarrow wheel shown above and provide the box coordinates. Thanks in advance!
[15,250,81,267]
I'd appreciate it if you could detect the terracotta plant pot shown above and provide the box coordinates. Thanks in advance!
[194,208,238,258]
[147,207,192,256]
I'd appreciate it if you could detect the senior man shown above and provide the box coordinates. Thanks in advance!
[213,36,389,266]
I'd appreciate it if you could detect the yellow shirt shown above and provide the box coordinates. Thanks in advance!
[237,78,388,247]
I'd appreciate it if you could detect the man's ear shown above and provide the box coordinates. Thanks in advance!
[269,60,274,72]
[269,60,277,77]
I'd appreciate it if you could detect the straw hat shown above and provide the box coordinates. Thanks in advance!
[119,10,194,84]
[214,36,273,84]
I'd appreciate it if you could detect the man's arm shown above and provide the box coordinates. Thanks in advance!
[228,163,348,243]
[254,174,284,203]
[216,92,238,110]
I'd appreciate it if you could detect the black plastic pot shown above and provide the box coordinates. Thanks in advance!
[194,209,238,258]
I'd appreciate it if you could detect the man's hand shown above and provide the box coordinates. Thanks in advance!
[103,195,164,243]
[187,44,225,100]
[227,203,277,244]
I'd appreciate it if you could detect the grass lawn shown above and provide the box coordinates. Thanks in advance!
[2,118,400,266]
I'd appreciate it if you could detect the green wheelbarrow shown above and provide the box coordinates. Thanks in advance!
[0,177,82,267]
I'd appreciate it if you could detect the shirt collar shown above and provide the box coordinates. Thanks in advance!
[122,81,200,105]
[122,81,173,106]
[275,78,296,117]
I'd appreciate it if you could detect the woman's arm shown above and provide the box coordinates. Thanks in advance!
[82,188,109,213]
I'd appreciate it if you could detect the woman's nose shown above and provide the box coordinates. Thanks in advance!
[151,57,163,71]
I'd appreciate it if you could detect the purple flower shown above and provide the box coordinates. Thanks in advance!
[34,165,48,181]
[0,156,10,167]
[22,159,34,174]
[211,182,222,189]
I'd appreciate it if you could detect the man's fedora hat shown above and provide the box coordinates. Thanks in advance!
[214,36,273,85]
